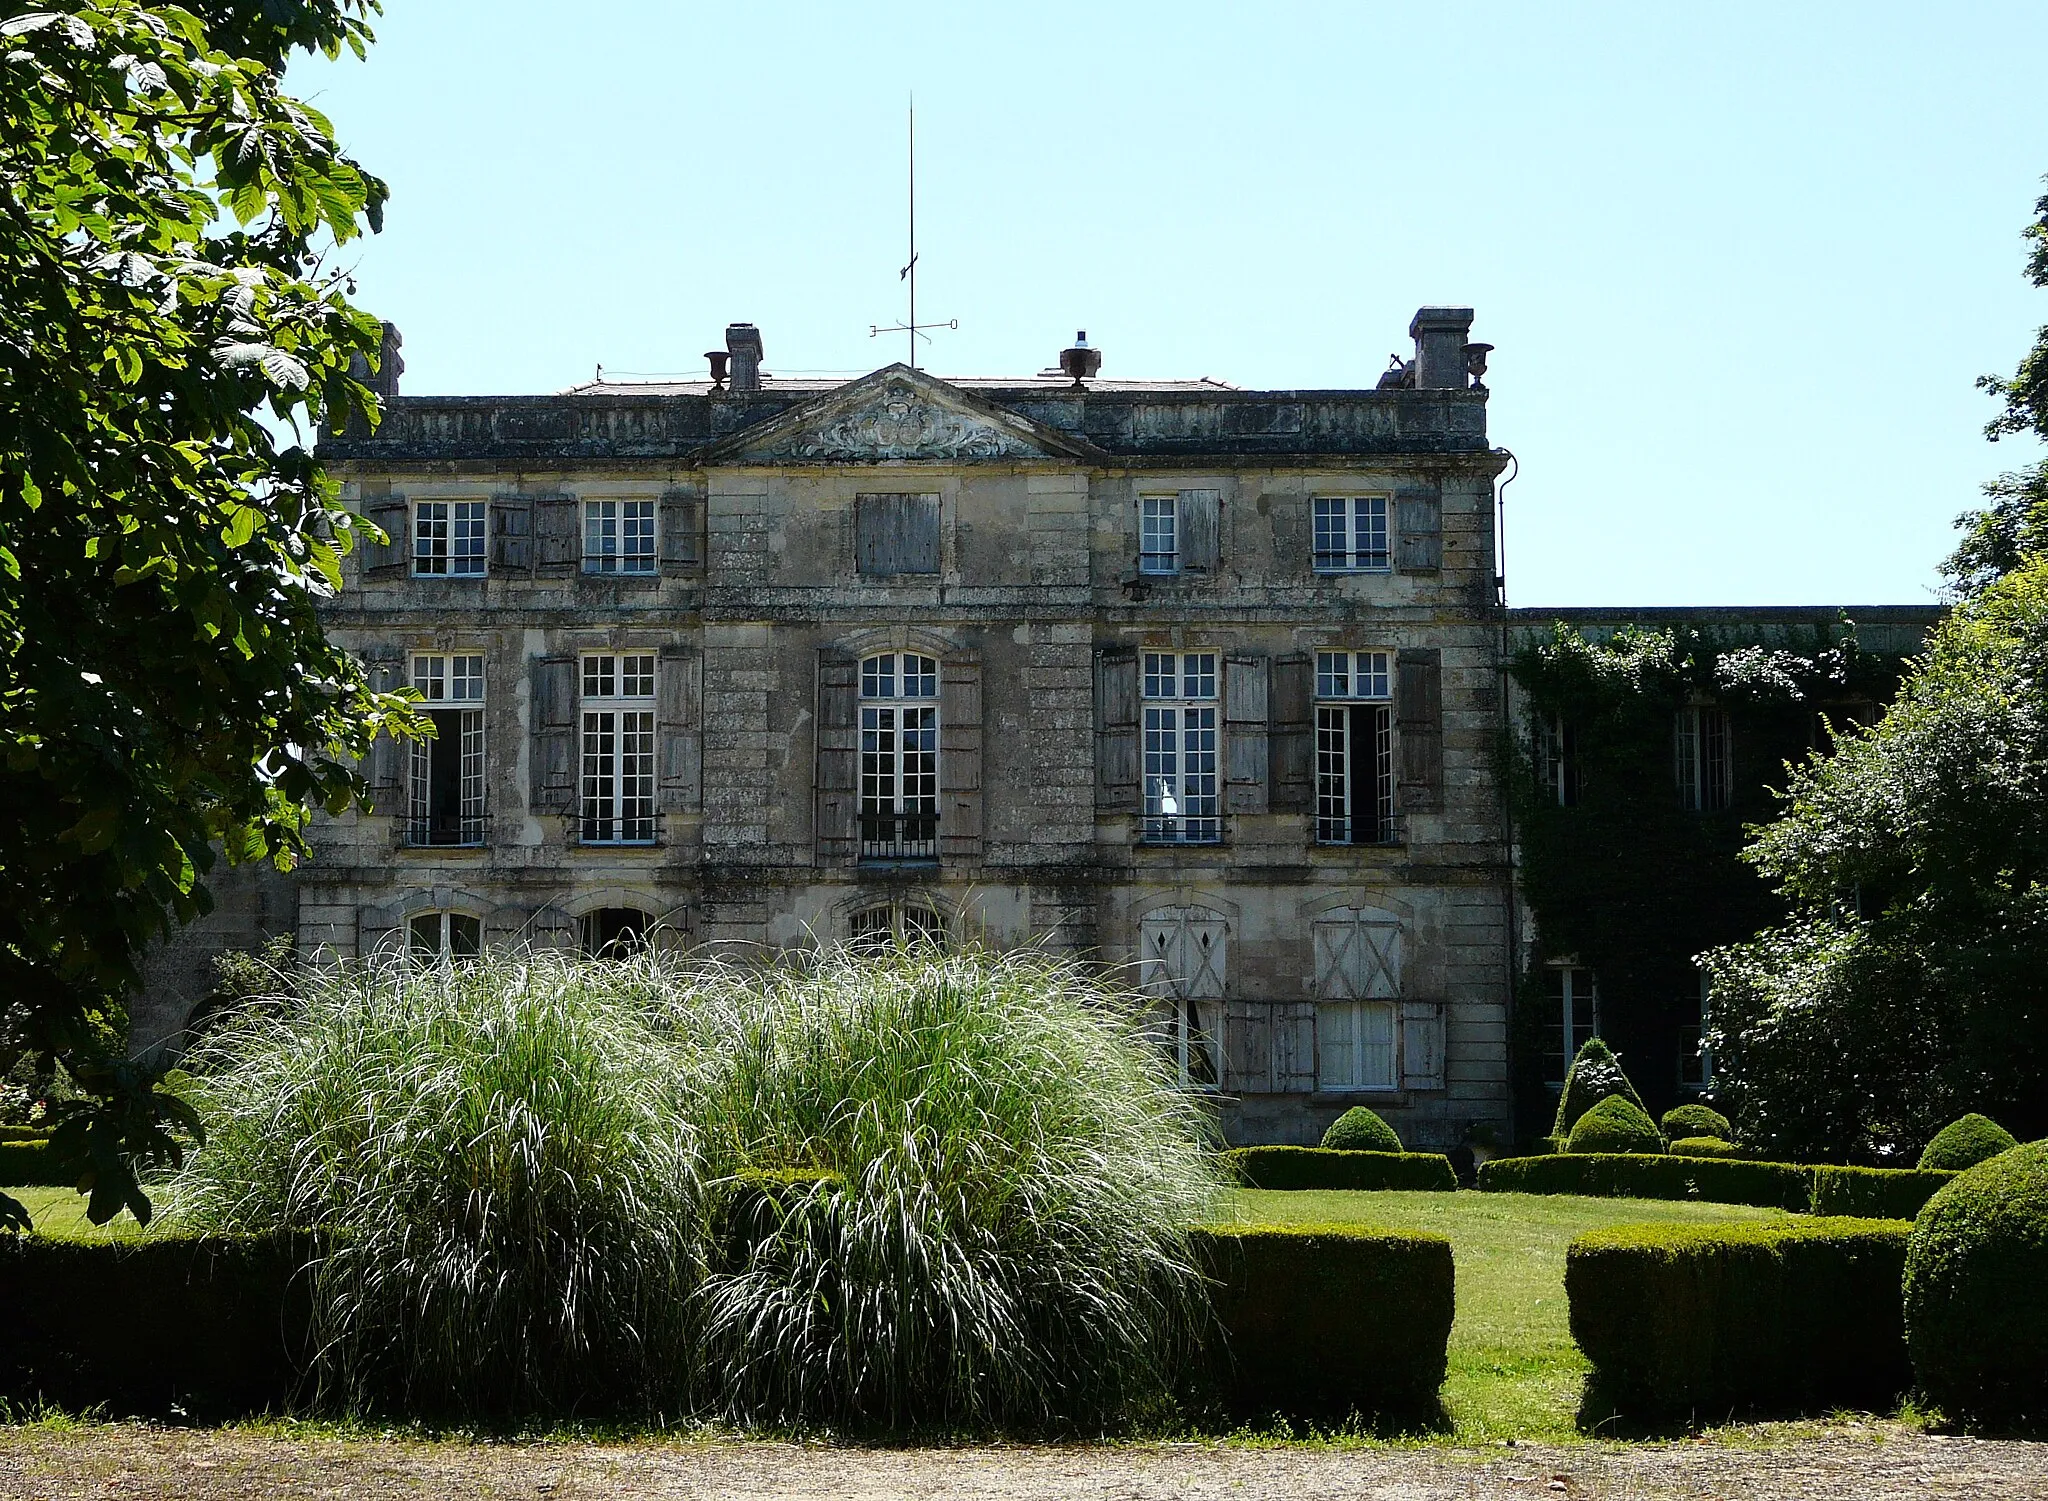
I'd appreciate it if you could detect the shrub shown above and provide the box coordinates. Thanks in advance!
[0,1139,70,1188]
[1568,1218,1911,1421]
[0,1126,49,1144]
[1552,1038,1647,1137]
[1811,1165,1957,1221]
[1662,1104,1733,1142]
[1192,1223,1451,1421]
[1567,1095,1662,1154]
[1321,1106,1402,1153]
[1479,1153,1811,1211]
[1904,1138,2048,1428]
[1667,1136,1744,1159]
[1223,1146,1457,1192]
[1917,1113,2019,1172]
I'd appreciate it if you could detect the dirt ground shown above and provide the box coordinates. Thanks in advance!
[0,1423,2045,1501]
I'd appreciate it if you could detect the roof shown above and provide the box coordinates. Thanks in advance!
[556,372,1243,397]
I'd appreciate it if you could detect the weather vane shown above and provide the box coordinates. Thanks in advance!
[869,98,956,371]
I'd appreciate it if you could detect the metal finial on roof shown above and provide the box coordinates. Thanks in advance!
[868,98,957,371]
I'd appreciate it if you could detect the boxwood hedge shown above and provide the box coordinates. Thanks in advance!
[1810,1165,1958,1221]
[1479,1153,1811,1211]
[0,1139,72,1188]
[1222,1146,1457,1192]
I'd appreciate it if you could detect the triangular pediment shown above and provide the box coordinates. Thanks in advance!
[701,365,1097,465]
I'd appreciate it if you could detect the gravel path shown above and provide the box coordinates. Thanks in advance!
[1,1423,2045,1500]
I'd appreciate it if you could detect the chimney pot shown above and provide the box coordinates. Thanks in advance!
[1408,306,1476,390]
[725,322,763,393]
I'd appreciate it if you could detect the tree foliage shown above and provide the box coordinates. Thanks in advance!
[0,0,416,1227]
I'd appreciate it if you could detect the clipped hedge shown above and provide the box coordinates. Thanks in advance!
[1811,1165,1958,1221]
[0,1139,72,1189]
[1567,1095,1662,1154]
[1661,1104,1732,1142]
[1917,1113,2018,1173]
[1479,1153,1812,1211]
[0,1231,318,1416]
[1567,1217,1911,1421]
[1321,1106,1402,1153]
[1667,1137,1744,1159]
[0,1126,50,1144]
[1223,1146,1458,1193]
[1192,1222,1452,1420]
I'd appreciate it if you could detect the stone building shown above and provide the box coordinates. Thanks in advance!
[131,307,1515,1147]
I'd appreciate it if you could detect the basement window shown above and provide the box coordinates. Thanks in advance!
[409,910,480,962]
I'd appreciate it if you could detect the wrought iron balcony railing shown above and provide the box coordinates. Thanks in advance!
[404,811,489,848]
[859,809,939,862]
[576,807,661,846]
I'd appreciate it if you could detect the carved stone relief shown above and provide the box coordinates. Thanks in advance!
[746,376,1045,462]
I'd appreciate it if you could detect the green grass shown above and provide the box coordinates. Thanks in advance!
[9,1187,143,1242]
[1224,1188,1790,1442]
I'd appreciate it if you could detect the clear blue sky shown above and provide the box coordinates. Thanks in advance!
[291,2,2048,607]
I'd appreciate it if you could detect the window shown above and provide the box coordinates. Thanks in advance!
[580,654,656,844]
[583,499,656,574]
[855,493,941,575]
[1142,652,1220,843]
[847,901,946,954]
[1313,907,1402,1091]
[408,654,485,846]
[408,910,480,962]
[1312,496,1391,572]
[1138,496,1178,574]
[1543,966,1598,1087]
[1680,974,1714,1089]
[1675,706,1732,811]
[413,500,486,576]
[580,906,652,958]
[1535,713,1579,806]
[859,653,939,860]
[1314,650,1394,845]
[1139,906,1226,1090]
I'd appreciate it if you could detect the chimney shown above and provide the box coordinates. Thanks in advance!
[725,322,763,393]
[348,321,404,399]
[1408,307,1475,390]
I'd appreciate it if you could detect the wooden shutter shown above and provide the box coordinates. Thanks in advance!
[1179,489,1220,574]
[1140,907,1228,999]
[484,904,528,953]
[1224,1000,1275,1094]
[1312,910,1402,999]
[660,490,700,571]
[362,649,406,815]
[814,649,857,865]
[361,498,408,577]
[1094,646,1139,811]
[940,649,983,860]
[855,493,940,575]
[1269,651,1313,814]
[1397,647,1444,813]
[529,654,577,815]
[533,494,579,574]
[356,903,400,959]
[656,645,699,814]
[1223,651,1269,815]
[1395,485,1442,573]
[1273,1001,1319,1094]
[490,495,531,573]
[1401,999,1447,1090]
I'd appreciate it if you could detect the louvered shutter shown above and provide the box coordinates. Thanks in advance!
[1094,646,1139,812]
[361,498,408,577]
[940,649,982,860]
[1397,647,1444,814]
[1179,489,1221,574]
[533,494,579,574]
[660,490,700,571]
[657,645,699,814]
[362,649,406,815]
[1269,651,1313,814]
[1223,652,1270,814]
[1395,485,1442,573]
[490,495,531,572]
[529,654,577,815]
[1401,1000,1447,1090]
[814,650,857,865]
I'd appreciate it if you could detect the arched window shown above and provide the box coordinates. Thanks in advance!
[848,901,946,955]
[580,906,652,959]
[860,653,939,861]
[408,910,480,962]
[1139,905,1227,1090]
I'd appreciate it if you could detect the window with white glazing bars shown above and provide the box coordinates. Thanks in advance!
[580,653,656,844]
[1675,706,1732,811]
[1536,712,1580,807]
[1138,496,1178,574]
[408,653,485,846]
[413,500,486,576]
[859,653,939,860]
[1312,496,1391,572]
[1543,966,1598,1086]
[408,910,480,962]
[583,499,656,574]
[1142,652,1220,843]
[1314,650,1394,845]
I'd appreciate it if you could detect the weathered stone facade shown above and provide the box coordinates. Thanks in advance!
[134,309,1517,1148]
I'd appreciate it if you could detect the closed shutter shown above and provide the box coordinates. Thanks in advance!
[1223,651,1269,815]
[1395,485,1442,573]
[940,649,983,860]
[1094,646,1139,811]
[533,494,579,574]
[356,903,400,959]
[529,654,577,815]
[1401,999,1447,1090]
[659,490,700,572]
[361,498,408,577]
[1397,647,1444,813]
[1140,906,1228,999]
[855,493,940,575]
[656,645,699,814]
[1269,651,1313,814]
[1312,909,1402,999]
[484,904,529,952]
[814,649,857,865]
[362,649,406,815]
[1273,1001,1319,1094]
[490,495,531,573]
[1179,489,1220,574]
[527,903,579,951]
[1224,1000,1275,1094]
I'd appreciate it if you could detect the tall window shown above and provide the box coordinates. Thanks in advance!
[848,901,946,954]
[1138,496,1178,574]
[1313,496,1391,572]
[1544,965,1598,1087]
[1142,652,1220,844]
[409,653,485,846]
[1675,706,1732,811]
[1314,650,1394,845]
[1536,713,1580,807]
[580,654,656,844]
[1140,906,1226,1090]
[1314,907,1402,1091]
[583,499,656,574]
[413,500,486,576]
[409,910,480,962]
[1680,973,1714,1089]
[859,653,939,860]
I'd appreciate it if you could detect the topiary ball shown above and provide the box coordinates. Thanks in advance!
[1552,1038,1646,1137]
[1904,1138,2048,1428]
[1661,1103,1732,1142]
[1666,1135,1743,1159]
[1321,1106,1402,1154]
[1918,1113,2019,1172]
[1566,1094,1663,1155]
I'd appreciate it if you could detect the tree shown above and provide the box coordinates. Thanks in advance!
[0,0,417,1228]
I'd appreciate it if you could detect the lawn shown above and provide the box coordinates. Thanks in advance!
[11,1186,143,1241]
[1223,1188,1790,1442]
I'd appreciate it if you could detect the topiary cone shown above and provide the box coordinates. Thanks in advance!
[1552,1038,1647,1137]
